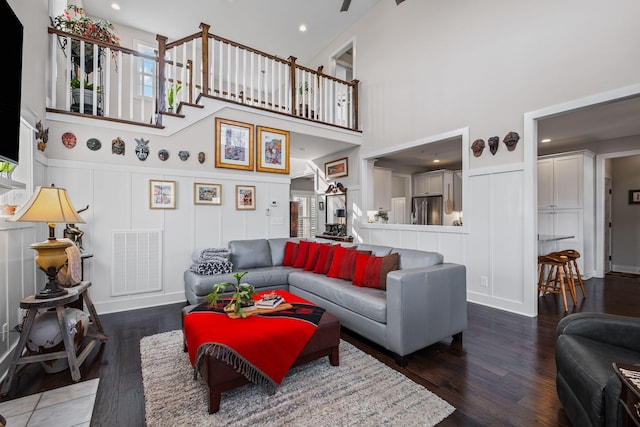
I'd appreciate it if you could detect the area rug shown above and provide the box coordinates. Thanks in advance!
[140,330,454,426]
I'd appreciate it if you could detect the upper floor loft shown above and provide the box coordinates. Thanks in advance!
[46,20,361,135]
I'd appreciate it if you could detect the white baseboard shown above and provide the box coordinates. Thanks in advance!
[93,291,186,315]
[611,264,640,274]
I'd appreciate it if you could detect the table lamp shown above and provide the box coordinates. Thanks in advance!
[7,184,85,299]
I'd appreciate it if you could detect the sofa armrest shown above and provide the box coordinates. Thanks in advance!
[385,263,467,356]
[556,312,640,352]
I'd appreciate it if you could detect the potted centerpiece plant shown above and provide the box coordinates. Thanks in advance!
[374,210,389,224]
[206,272,256,318]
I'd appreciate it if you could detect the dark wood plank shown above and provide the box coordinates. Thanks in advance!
[1,275,639,426]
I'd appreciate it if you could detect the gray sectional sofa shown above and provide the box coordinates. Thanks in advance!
[184,237,467,365]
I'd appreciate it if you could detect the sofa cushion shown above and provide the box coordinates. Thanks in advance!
[184,267,293,298]
[282,241,298,266]
[269,238,299,266]
[353,252,399,290]
[288,271,387,323]
[313,244,334,274]
[229,239,272,269]
[355,244,393,257]
[293,240,312,268]
[391,248,443,270]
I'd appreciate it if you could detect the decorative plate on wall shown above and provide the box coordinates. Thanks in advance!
[62,132,77,149]
[86,138,101,151]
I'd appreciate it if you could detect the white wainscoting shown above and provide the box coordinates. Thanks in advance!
[46,159,291,314]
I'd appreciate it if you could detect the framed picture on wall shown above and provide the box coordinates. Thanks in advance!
[256,126,290,174]
[236,185,256,210]
[324,157,348,180]
[629,189,640,204]
[149,179,176,209]
[215,118,254,171]
[194,182,222,205]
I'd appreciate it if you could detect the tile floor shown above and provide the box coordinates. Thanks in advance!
[0,378,98,427]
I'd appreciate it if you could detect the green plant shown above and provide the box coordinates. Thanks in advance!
[298,81,314,97]
[167,83,182,111]
[206,272,255,318]
[70,78,101,92]
[374,210,388,222]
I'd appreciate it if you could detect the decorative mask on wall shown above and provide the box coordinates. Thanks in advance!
[503,131,520,151]
[198,152,206,164]
[86,138,101,151]
[471,139,485,157]
[158,149,169,161]
[178,150,190,161]
[112,137,125,155]
[62,132,77,149]
[488,136,499,155]
[135,138,150,161]
[35,121,49,152]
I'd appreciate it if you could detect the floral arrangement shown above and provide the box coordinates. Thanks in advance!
[51,5,120,46]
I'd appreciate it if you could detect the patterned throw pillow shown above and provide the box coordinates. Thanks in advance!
[352,252,400,290]
[327,246,372,281]
[282,241,298,266]
[292,240,312,268]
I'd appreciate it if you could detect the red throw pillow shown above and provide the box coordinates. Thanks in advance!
[282,241,298,266]
[303,242,322,271]
[292,240,312,268]
[326,245,353,278]
[313,244,334,274]
[353,252,400,290]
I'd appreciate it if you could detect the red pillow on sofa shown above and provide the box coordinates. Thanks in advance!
[282,241,298,266]
[292,240,312,268]
[313,244,335,274]
[327,246,372,281]
[326,245,353,278]
[353,252,400,290]
[303,242,324,271]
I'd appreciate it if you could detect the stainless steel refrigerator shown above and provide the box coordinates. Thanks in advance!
[411,196,443,225]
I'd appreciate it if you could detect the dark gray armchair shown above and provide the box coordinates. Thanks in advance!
[555,312,640,426]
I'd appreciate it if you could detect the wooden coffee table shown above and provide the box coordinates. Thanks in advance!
[182,298,340,413]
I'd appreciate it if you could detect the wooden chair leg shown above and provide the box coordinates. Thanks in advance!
[572,259,586,297]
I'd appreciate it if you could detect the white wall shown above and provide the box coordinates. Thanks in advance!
[307,0,640,316]
[611,155,640,273]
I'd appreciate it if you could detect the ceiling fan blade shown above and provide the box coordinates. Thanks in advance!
[340,0,352,12]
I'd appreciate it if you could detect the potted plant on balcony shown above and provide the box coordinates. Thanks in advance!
[298,81,315,118]
[70,78,102,111]
[51,5,120,74]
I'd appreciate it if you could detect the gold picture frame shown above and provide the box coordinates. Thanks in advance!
[215,118,254,171]
[324,157,349,180]
[149,179,176,209]
[256,126,290,174]
[236,185,256,210]
[194,182,222,205]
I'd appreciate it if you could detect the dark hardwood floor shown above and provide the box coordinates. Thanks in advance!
[1,274,639,426]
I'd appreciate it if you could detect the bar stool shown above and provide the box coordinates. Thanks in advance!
[556,249,586,298]
[538,252,577,312]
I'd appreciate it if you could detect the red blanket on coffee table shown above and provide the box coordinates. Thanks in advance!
[183,290,325,391]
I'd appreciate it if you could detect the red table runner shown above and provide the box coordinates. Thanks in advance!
[183,290,325,391]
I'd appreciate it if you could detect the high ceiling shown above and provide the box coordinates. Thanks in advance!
[83,0,381,65]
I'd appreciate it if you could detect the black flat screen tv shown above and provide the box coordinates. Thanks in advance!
[0,0,23,165]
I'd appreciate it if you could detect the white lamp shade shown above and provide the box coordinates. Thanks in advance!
[7,185,85,224]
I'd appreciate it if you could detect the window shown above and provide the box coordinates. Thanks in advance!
[292,194,316,238]
[136,42,156,99]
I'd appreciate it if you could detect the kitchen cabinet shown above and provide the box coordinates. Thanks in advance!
[537,151,594,277]
[537,154,583,209]
[373,167,392,211]
[413,171,444,196]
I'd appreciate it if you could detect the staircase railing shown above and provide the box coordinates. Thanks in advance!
[47,23,360,131]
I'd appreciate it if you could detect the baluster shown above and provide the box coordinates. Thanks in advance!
[234,45,238,101]
[242,49,246,104]
[250,52,254,105]
[218,40,223,97]
[200,23,210,96]
[226,41,231,99]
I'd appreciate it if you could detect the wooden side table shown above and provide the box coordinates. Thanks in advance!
[0,281,107,396]
[613,362,640,426]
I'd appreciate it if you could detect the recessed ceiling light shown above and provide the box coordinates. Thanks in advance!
[433,159,440,163]
[541,138,552,143]
[111,3,120,10]
[299,24,307,32]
